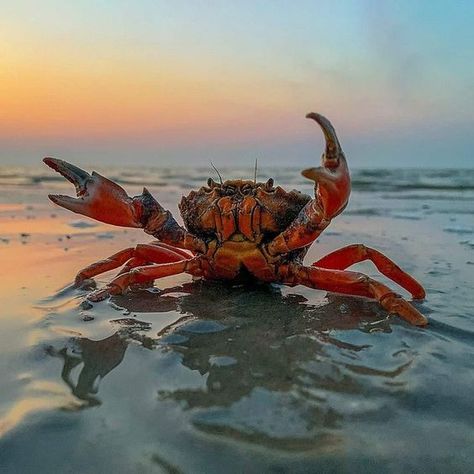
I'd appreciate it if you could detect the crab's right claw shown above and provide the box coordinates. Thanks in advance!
[44,157,145,227]
[301,113,351,219]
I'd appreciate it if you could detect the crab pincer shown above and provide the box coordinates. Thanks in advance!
[301,112,351,219]
[44,158,144,227]
[266,112,351,255]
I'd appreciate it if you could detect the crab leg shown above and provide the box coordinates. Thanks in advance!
[75,247,135,285]
[88,257,202,302]
[147,241,194,259]
[313,244,426,299]
[115,257,149,276]
[267,113,351,256]
[43,158,206,253]
[113,240,196,277]
[75,242,191,285]
[279,263,428,326]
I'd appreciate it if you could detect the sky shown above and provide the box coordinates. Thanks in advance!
[1,0,473,168]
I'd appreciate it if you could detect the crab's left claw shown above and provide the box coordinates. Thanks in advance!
[44,158,144,227]
[266,112,352,256]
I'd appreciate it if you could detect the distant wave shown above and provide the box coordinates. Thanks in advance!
[1,166,474,194]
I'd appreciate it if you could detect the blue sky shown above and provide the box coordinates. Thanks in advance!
[1,0,473,167]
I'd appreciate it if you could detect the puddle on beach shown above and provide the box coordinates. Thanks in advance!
[1,167,474,473]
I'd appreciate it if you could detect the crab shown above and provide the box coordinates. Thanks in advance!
[43,112,427,326]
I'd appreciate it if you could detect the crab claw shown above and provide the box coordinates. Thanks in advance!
[44,157,143,227]
[301,113,351,219]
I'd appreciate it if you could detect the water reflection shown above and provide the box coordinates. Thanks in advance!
[48,282,416,450]
[47,333,127,407]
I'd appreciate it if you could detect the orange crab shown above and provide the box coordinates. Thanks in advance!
[44,112,427,325]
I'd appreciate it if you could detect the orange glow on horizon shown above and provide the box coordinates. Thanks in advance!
[1,44,315,144]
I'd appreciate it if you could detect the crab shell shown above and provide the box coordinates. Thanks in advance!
[178,179,312,280]
[179,179,311,244]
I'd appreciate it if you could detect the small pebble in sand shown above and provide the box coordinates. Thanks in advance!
[82,315,95,322]
[68,220,97,229]
[96,232,114,239]
[80,301,94,310]
[339,303,350,314]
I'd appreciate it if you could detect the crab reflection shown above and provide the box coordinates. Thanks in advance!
[50,282,412,448]
[48,333,127,407]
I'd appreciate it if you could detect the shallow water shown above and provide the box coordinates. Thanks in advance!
[0,166,473,473]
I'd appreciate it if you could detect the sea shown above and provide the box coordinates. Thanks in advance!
[0,165,473,473]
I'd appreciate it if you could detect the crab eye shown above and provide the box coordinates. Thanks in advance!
[207,178,218,188]
[265,178,274,190]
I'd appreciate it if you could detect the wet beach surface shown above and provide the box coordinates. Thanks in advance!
[0,166,473,473]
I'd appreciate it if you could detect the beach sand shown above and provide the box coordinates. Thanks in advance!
[1,166,474,472]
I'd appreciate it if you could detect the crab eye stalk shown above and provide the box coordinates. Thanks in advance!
[264,178,274,191]
[207,178,218,188]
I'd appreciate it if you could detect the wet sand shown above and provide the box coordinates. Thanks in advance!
[1,167,474,473]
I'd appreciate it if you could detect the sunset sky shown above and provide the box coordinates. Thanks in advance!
[1,0,473,168]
